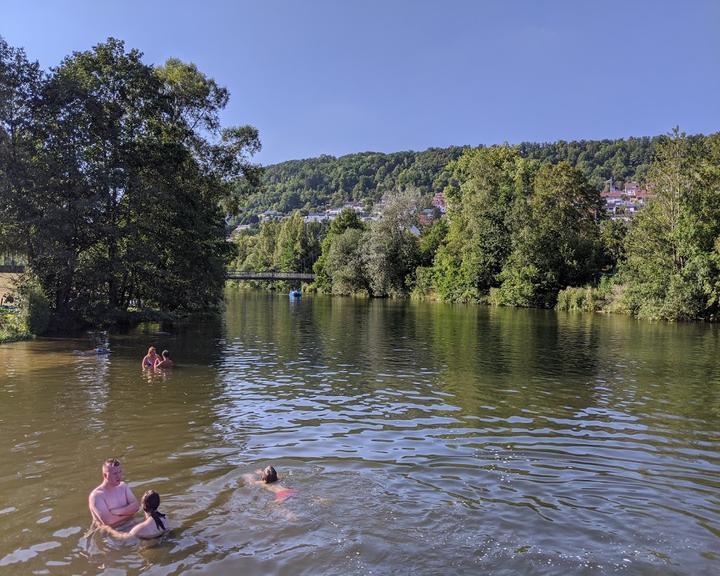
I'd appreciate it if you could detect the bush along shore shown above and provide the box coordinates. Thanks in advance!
[0,279,49,343]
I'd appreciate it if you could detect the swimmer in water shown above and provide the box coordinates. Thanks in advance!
[154,349,173,369]
[243,465,296,501]
[88,458,139,528]
[99,490,168,541]
[141,346,159,369]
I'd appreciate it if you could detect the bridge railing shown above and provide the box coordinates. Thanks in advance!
[226,271,315,281]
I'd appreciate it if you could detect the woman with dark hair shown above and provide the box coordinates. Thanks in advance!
[243,465,296,502]
[100,490,169,541]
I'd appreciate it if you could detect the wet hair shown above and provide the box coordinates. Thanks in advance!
[147,346,156,354]
[141,490,166,531]
[261,465,278,483]
[103,458,120,472]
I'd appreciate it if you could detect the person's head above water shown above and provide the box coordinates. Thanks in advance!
[102,457,123,486]
[141,489,166,531]
[261,465,278,483]
[147,346,157,355]
[141,490,160,513]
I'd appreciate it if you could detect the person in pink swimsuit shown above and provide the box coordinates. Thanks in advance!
[243,465,296,501]
[141,346,159,369]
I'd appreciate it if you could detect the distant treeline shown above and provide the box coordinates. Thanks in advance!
[234,135,673,222]
[233,130,720,321]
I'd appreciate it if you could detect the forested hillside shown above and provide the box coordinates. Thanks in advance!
[234,135,686,223]
[235,147,464,222]
[232,130,720,321]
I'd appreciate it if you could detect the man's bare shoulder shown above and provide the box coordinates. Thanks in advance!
[89,484,105,500]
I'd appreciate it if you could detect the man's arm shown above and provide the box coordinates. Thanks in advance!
[99,524,139,542]
[109,484,140,517]
[89,491,131,527]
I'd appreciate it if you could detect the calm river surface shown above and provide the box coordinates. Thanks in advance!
[1,290,719,575]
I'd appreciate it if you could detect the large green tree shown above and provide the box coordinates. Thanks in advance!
[493,162,603,307]
[273,211,322,273]
[430,146,535,301]
[0,37,41,254]
[621,130,720,320]
[313,208,365,292]
[1,37,260,327]
[326,228,368,295]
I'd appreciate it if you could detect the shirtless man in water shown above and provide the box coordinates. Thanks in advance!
[154,350,173,369]
[88,458,140,528]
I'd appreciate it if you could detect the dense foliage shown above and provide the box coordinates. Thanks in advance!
[619,130,720,320]
[235,147,464,223]
[0,277,49,341]
[0,37,260,329]
[3,36,719,327]
[233,131,720,322]
[232,197,425,298]
[235,135,673,223]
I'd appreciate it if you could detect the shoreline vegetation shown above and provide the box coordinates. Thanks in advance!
[232,129,720,323]
[0,36,261,338]
[2,35,720,341]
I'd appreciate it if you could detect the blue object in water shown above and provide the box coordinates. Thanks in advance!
[289,290,302,298]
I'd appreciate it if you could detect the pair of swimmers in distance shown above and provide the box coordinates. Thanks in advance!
[141,346,173,370]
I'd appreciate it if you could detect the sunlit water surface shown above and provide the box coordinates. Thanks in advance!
[1,290,719,575]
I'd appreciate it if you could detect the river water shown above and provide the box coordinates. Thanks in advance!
[1,290,719,575]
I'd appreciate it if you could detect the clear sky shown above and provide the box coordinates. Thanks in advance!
[2,0,718,165]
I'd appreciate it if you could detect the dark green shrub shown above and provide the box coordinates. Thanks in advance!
[18,279,50,335]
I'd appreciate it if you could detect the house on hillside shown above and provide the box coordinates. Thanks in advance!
[601,181,654,220]
[342,202,366,213]
[418,208,437,227]
[259,210,282,222]
[230,224,254,238]
[624,182,640,196]
[303,212,329,224]
[432,192,446,214]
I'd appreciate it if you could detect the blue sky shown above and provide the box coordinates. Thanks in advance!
[2,0,718,165]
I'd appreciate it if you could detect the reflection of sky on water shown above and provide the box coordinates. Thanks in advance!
[74,351,110,432]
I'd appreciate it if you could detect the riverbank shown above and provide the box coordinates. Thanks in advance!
[234,278,713,324]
